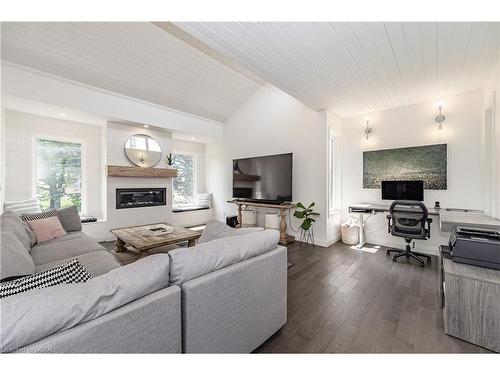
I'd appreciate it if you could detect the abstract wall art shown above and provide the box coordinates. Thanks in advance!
[363,144,447,189]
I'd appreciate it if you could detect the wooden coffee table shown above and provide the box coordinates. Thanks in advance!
[110,223,201,255]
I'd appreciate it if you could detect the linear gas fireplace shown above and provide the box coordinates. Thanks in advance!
[116,188,166,209]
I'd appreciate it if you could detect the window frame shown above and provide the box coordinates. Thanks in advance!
[327,130,337,217]
[32,135,87,214]
[172,151,198,208]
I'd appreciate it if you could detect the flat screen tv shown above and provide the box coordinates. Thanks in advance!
[381,180,424,201]
[232,153,292,204]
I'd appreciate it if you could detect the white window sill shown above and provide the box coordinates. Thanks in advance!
[81,219,106,226]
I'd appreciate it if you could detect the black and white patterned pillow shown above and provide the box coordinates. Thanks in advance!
[21,209,58,222]
[0,259,92,299]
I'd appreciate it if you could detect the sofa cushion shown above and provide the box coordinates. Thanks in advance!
[169,229,280,285]
[22,221,37,247]
[1,259,92,299]
[57,205,82,232]
[198,220,264,244]
[36,251,121,277]
[27,216,67,243]
[0,231,36,281]
[3,198,41,214]
[0,254,170,352]
[30,232,106,265]
[0,213,31,251]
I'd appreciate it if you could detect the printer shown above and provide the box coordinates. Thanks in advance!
[448,226,500,270]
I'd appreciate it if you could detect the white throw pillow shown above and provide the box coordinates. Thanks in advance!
[4,198,41,214]
[195,193,212,208]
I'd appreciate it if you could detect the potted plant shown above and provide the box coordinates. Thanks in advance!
[293,202,319,247]
[164,153,174,168]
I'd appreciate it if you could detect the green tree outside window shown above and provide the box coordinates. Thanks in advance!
[36,139,82,211]
[172,153,195,206]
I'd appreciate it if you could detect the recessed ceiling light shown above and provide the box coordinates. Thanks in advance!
[143,125,149,128]
[190,136,196,140]
[59,112,67,117]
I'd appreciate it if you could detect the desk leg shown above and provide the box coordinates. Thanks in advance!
[356,212,366,248]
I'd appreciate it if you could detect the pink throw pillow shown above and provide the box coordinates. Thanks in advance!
[27,216,67,243]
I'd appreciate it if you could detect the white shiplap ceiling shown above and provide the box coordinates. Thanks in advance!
[176,22,500,118]
[0,22,263,122]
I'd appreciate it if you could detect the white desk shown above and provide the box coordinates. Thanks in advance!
[348,203,500,249]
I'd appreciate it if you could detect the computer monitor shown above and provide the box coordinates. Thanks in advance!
[381,180,424,201]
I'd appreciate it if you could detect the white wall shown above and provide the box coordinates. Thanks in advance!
[105,122,174,235]
[206,83,336,246]
[3,110,104,218]
[483,53,500,220]
[326,111,344,243]
[341,90,484,254]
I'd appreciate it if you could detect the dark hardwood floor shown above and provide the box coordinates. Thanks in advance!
[255,241,489,353]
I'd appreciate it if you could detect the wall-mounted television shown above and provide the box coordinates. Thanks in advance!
[232,153,292,204]
[381,180,424,201]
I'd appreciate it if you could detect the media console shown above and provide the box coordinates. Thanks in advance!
[228,200,296,245]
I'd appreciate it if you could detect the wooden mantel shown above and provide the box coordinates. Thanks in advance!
[107,165,177,178]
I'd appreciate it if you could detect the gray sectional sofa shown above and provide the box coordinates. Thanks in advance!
[0,214,287,353]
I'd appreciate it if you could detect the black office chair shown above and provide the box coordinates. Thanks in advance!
[386,200,432,267]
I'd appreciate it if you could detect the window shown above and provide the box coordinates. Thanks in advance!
[36,139,83,212]
[172,153,196,207]
[328,133,336,215]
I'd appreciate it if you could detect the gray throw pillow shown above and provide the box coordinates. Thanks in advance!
[57,205,82,232]
[0,231,36,281]
[198,220,264,244]
[1,213,32,251]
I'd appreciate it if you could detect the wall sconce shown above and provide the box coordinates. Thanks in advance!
[435,104,445,130]
[364,119,373,140]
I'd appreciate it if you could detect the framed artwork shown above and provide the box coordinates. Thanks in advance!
[363,144,447,189]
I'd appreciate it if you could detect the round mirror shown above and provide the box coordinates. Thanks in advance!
[124,134,162,168]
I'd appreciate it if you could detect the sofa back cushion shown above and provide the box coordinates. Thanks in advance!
[169,229,280,285]
[56,205,82,232]
[0,231,36,281]
[0,213,31,251]
[0,254,170,352]
[198,219,264,244]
